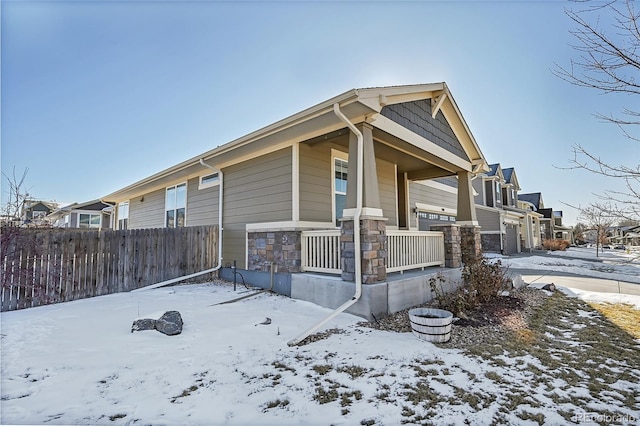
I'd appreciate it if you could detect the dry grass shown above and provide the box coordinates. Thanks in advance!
[587,302,640,339]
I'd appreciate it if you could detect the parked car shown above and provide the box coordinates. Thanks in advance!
[613,245,626,250]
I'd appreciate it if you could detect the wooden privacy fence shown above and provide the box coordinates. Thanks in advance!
[1,225,218,312]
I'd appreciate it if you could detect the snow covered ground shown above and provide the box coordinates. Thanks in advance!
[1,248,638,425]
[496,246,640,285]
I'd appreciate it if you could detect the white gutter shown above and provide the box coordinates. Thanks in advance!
[131,159,224,292]
[287,103,363,346]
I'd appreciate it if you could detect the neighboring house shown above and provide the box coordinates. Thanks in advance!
[0,214,21,226]
[518,193,569,243]
[552,211,572,242]
[502,167,544,252]
[47,200,113,229]
[517,198,543,250]
[20,200,61,227]
[609,225,640,247]
[472,164,542,254]
[103,83,489,319]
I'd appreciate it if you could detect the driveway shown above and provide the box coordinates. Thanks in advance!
[510,268,640,296]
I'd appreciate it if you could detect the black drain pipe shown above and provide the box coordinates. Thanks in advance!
[232,260,237,291]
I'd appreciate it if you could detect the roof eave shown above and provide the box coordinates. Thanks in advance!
[103,89,363,201]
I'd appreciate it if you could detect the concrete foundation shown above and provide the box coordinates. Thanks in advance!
[290,268,462,321]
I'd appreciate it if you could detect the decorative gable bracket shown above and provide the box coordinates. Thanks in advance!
[431,91,447,119]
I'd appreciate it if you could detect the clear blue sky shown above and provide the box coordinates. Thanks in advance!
[2,1,637,226]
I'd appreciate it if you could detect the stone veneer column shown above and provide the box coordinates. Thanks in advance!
[340,217,387,283]
[247,231,302,273]
[429,224,461,268]
[460,225,482,264]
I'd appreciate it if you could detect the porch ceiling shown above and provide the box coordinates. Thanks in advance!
[302,127,463,181]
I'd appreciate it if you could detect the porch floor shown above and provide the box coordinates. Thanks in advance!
[290,267,462,321]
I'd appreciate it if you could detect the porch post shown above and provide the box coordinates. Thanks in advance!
[344,123,382,215]
[455,170,482,263]
[455,170,478,225]
[341,123,387,284]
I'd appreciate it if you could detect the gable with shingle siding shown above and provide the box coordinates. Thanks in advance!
[380,99,469,162]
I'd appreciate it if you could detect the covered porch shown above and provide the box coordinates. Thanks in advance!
[247,85,488,280]
[244,84,488,319]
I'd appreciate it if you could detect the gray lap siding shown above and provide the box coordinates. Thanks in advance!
[187,178,219,226]
[222,147,293,268]
[408,181,457,229]
[298,143,398,226]
[299,143,332,223]
[129,188,165,229]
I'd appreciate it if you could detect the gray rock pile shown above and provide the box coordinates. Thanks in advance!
[132,311,183,336]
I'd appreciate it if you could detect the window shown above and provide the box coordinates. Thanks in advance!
[495,181,501,204]
[417,210,457,230]
[484,180,494,207]
[79,213,101,228]
[118,201,129,230]
[502,187,509,206]
[334,158,348,226]
[165,183,186,227]
[199,172,219,189]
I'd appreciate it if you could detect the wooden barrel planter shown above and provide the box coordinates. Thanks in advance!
[408,308,453,343]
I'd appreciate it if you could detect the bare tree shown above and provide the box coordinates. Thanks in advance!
[1,166,30,223]
[572,222,588,245]
[553,0,640,221]
[578,202,616,256]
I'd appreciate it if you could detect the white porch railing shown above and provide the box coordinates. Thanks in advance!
[301,229,445,275]
[386,230,444,273]
[301,230,342,274]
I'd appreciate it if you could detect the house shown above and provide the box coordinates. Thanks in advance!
[20,200,61,227]
[47,200,113,229]
[518,193,571,243]
[517,198,543,250]
[551,211,573,242]
[609,224,640,247]
[472,164,543,254]
[519,193,552,239]
[102,83,489,319]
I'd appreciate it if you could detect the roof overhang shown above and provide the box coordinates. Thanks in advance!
[103,83,490,202]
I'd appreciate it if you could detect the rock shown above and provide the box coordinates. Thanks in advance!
[542,283,556,292]
[255,317,271,326]
[155,311,183,336]
[131,318,156,333]
[510,275,526,289]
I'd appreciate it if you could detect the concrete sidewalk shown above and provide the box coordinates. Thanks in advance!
[510,268,640,296]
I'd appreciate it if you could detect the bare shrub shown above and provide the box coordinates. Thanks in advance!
[429,256,511,317]
[542,239,570,251]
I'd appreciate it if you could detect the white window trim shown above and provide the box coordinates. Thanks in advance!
[198,172,220,190]
[165,182,188,227]
[331,149,349,228]
[117,201,130,230]
[78,212,102,229]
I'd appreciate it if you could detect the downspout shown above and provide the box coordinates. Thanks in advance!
[131,159,224,292]
[200,158,224,275]
[99,199,116,230]
[287,103,363,346]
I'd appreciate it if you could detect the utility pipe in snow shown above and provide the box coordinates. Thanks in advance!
[287,103,364,346]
